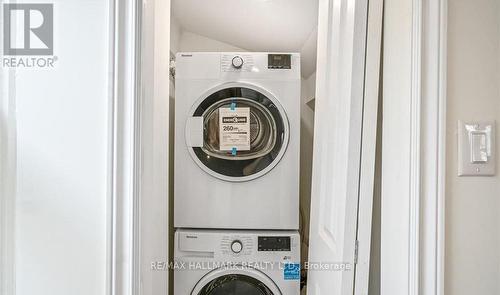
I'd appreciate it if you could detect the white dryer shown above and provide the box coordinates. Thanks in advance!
[174,52,300,230]
[174,229,300,295]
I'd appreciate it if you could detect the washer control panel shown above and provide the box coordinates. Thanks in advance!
[221,54,255,72]
[176,230,300,262]
[221,235,254,256]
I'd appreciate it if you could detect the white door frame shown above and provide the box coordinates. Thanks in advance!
[137,0,170,293]
[110,0,142,294]
[111,0,170,294]
[381,0,446,294]
[420,0,447,294]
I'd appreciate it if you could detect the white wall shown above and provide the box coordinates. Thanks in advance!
[300,28,318,78]
[170,16,182,54]
[299,72,315,267]
[446,0,500,294]
[177,30,245,53]
[1,1,111,294]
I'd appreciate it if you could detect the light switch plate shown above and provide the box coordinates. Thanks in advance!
[458,120,496,176]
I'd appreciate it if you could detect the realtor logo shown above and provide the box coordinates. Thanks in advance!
[3,4,53,55]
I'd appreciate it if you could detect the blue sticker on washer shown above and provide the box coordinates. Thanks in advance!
[283,263,300,280]
[230,102,236,110]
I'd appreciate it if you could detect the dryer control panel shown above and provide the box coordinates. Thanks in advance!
[221,54,255,72]
[176,52,300,80]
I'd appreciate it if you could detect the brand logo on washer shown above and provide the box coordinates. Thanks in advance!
[185,235,198,239]
[222,116,247,124]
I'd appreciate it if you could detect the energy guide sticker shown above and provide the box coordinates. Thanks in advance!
[219,107,251,151]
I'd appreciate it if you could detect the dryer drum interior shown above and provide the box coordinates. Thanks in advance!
[191,87,289,178]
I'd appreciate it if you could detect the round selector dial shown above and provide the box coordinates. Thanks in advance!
[231,240,243,253]
[231,56,244,69]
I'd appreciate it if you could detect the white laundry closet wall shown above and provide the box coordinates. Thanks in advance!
[299,71,315,266]
[446,0,500,294]
[0,1,112,295]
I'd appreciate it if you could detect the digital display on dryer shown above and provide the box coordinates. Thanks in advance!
[258,236,291,251]
[268,54,291,69]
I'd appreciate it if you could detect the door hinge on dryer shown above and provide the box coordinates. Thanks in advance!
[169,53,176,81]
[354,240,359,264]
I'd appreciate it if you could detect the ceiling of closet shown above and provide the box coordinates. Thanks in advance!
[172,0,319,77]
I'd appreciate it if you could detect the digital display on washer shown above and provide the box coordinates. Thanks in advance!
[268,54,291,69]
[258,236,291,251]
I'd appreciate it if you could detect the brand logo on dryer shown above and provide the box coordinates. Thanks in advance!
[222,116,248,124]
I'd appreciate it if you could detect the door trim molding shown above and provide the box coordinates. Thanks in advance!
[109,0,142,294]
[137,0,170,294]
[111,0,171,294]
[382,0,446,294]
[0,56,17,295]
[419,0,447,294]
[409,0,422,293]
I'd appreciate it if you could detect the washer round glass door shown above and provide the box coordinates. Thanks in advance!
[186,83,289,182]
[191,266,281,295]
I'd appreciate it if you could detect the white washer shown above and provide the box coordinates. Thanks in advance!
[174,52,300,230]
[174,229,300,295]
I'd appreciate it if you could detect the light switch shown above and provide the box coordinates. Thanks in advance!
[470,131,488,163]
[458,121,496,176]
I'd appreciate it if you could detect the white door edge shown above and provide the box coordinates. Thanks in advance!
[306,0,370,294]
[353,0,384,293]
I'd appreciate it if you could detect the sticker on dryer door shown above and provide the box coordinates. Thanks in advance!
[283,263,301,280]
[219,106,251,152]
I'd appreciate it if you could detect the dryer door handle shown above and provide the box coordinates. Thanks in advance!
[186,116,204,147]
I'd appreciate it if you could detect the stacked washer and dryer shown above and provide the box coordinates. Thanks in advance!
[174,52,301,294]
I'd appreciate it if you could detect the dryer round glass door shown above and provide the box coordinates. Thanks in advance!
[186,83,289,182]
[191,266,281,295]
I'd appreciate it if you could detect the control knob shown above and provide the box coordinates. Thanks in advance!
[231,240,243,253]
[232,56,244,69]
